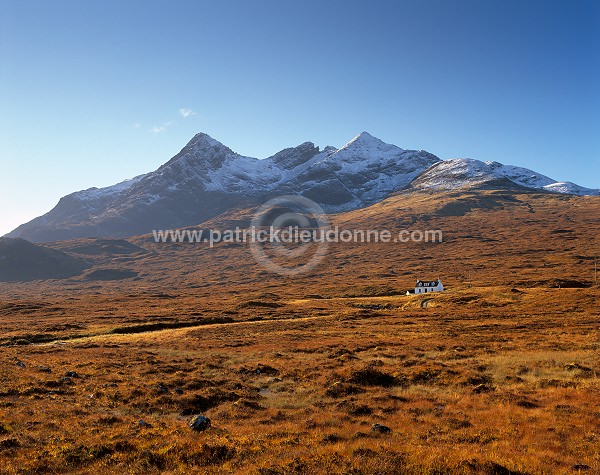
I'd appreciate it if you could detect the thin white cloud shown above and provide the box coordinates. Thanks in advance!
[179,108,196,118]
[148,109,192,134]
[149,121,174,134]
[133,122,141,129]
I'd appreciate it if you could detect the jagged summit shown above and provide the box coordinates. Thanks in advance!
[164,132,238,169]
[337,131,405,155]
[6,132,599,242]
[268,142,320,169]
[187,131,221,146]
[344,131,377,145]
[178,132,231,155]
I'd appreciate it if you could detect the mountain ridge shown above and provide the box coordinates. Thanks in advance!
[6,132,599,242]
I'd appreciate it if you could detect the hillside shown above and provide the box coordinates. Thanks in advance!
[0,238,88,282]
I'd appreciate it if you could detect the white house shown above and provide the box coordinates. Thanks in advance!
[414,279,444,294]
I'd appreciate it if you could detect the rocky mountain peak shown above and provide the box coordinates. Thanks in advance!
[268,142,320,169]
[5,132,598,242]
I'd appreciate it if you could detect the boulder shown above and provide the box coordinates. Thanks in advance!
[189,415,211,432]
[371,423,391,434]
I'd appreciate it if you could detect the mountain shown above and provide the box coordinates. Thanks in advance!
[6,132,599,242]
[5,132,439,242]
[0,237,88,281]
[410,158,600,195]
[274,132,440,208]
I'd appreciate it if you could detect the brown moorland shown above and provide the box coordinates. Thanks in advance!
[0,190,599,474]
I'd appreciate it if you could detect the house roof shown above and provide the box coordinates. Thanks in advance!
[416,279,441,287]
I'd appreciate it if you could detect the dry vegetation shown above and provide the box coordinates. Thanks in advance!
[0,191,599,474]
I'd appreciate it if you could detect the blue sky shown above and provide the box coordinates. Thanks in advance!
[1,0,598,236]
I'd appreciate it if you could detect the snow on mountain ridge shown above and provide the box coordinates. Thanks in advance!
[483,161,556,188]
[69,134,599,205]
[411,159,495,190]
[76,174,148,201]
[543,182,600,196]
[412,158,599,196]
[6,131,599,242]
[335,131,405,157]
[77,132,426,202]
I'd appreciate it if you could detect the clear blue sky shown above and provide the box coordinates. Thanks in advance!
[1,0,598,236]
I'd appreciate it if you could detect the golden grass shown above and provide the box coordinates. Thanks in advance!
[1,190,599,474]
[1,286,598,474]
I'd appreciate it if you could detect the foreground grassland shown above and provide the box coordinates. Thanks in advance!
[0,287,598,474]
[1,191,599,473]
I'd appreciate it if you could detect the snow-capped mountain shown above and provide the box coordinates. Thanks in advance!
[8,132,439,241]
[273,132,440,209]
[410,158,600,195]
[6,132,599,242]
